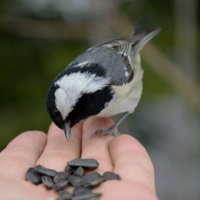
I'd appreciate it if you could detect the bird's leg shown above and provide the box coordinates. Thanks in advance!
[96,112,130,136]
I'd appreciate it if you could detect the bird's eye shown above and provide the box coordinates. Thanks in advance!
[53,110,60,116]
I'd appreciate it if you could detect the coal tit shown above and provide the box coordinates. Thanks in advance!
[47,28,160,140]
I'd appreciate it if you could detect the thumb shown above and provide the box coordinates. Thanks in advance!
[109,134,156,192]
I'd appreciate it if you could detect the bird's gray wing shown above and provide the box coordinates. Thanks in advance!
[68,38,135,86]
[67,28,160,86]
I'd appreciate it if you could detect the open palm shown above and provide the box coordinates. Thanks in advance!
[0,117,158,200]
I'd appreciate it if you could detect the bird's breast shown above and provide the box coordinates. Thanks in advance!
[97,68,143,117]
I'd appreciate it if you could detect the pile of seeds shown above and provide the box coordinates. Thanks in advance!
[25,158,121,200]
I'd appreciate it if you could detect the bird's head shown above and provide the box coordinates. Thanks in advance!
[46,63,113,140]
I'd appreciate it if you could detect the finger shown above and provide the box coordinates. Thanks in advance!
[37,122,82,171]
[109,135,156,191]
[0,176,52,200]
[95,181,158,200]
[81,117,114,173]
[0,131,46,179]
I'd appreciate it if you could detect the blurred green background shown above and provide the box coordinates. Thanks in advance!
[0,0,199,199]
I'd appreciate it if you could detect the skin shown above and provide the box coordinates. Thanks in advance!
[0,117,158,200]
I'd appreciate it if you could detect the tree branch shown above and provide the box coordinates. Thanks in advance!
[142,44,200,111]
[0,15,87,40]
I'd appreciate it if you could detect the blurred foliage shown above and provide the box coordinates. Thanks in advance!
[0,34,87,149]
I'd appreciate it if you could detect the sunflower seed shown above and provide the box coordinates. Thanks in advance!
[25,158,122,200]
[72,192,101,200]
[41,175,54,189]
[34,165,57,177]
[25,167,41,185]
[57,190,73,200]
[54,179,69,191]
[81,172,104,187]
[73,187,92,196]
[68,175,82,187]
[54,172,70,183]
[102,171,121,181]
[74,167,84,177]
[67,159,99,169]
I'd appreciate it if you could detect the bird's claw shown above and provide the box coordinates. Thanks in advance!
[95,126,119,136]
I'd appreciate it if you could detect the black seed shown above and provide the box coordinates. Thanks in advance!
[67,159,99,169]
[74,167,84,177]
[73,187,92,196]
[54,179,69,191]
[81,172,104,187]
[54,172,70,183]
[68,175,82,187]
[72,192,101,200]
[34,165,57,177]
[25,158,116,200]
[58,190,73,200]
[102,171,121,181]
[41,175,54,189]
[25,167,41,185]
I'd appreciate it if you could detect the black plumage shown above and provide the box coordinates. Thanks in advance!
[66,85,113,127]
[47,63,113,129]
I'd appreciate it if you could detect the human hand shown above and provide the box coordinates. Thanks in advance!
[0,117,158,200]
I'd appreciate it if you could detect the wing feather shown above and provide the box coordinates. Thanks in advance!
[68,37,135,86]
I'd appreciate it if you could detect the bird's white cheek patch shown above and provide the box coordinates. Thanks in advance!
[55,88,74,119]
[54,72,110,119]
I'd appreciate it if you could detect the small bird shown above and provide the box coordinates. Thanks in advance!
[47,28,160,141]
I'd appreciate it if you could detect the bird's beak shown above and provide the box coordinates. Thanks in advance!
[64,122,71,141]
